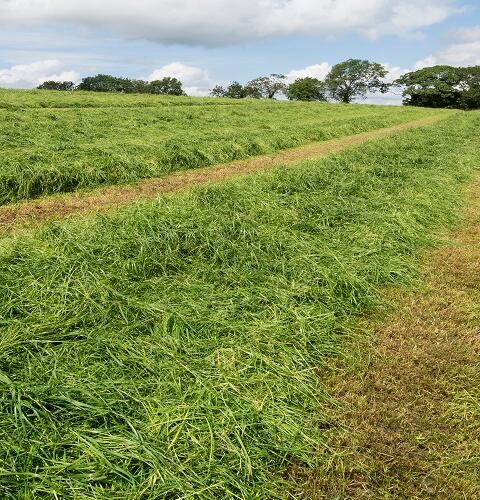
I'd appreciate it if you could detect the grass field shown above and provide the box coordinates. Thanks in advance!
[0,89,442,205]
[0,106,479,497]
[307,179,480,497]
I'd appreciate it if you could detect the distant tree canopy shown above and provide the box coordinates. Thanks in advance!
[210,81,247,98]
[36,62,480,110]
[325,59,389,103]
[244,74,287,99]
[210,75,287,99]
[37,81,76,91]
[285,77,327,101]
[394,65,480,110]
[209,61,389,103]
[37,74,187,96]
[148,77,186,96]
[76,75,149,93]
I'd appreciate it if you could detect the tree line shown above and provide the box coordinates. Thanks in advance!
[37,59,480,110]
[38,75,186,95]
[212,60,388,103]
[395,65,480,110]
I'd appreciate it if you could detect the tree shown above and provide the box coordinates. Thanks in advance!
[148,77,185,96]
[77,75,149,93]
[394,65,480,110]
[325,59,388,103]
[394,66,463,108]
[210,81,247,98]
[77,74,126,92]
[459,66,480,110]
[244,74,287,99]
[74,74,189,95]
[37,81,75,91]
[285,77,327,101]
[224,81,247,98]
[126,79,149,94]
[210,85,227,97]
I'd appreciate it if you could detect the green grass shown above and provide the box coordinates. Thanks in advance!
[0,111,479,498]
[0,88,442,205]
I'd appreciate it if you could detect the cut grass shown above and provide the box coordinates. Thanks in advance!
[301,177,480,498]
[0,111,479,498]
[0,88,443,205]
[0,114,446,234]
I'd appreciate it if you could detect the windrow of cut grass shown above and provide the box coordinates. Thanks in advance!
[0,112,479,498]
[0,89,442,205]
[0,89,244,110]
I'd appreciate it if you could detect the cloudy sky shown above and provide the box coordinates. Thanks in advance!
[0,0,479,103]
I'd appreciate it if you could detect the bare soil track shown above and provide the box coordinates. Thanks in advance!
[0,114,445,234]
[303,177,480,498]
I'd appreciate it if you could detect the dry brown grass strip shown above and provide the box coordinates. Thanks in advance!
[300,178,480,498]
[0,114,445,234]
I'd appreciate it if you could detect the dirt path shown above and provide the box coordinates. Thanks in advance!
[303,178,480,498]
[0,114,445,234]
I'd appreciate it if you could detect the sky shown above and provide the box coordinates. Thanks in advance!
[0,0,479,104]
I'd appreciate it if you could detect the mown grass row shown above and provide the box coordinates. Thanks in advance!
[0,89,242,109]
[0,112,478,498]
[0,89,441,205]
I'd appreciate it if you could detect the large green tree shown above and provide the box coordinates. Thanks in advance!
[286,77,327,101]
[395,65,480,110]
[394,66,462,108]
[325,59,388,103]
[459,66,480,110]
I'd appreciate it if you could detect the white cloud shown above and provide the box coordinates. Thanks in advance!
[382,63,409,82]
[285,62,331,83]
[148,62,213,96]
[415,25,480,68]
[0,59,80,88]
[0,0,463,46]
[415,42,480,68]
[447,24,480,42]
[413,56,438,69]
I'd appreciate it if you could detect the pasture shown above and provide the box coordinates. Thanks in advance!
[0,89,437,204]
[0,91,478,497]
